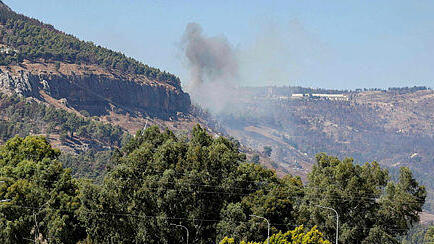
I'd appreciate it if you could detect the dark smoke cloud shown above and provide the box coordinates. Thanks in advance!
[181,22,238,88]
[179,20,332,113]
[180,22,241,113]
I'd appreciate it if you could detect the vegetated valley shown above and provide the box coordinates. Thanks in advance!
[0,1,433,243]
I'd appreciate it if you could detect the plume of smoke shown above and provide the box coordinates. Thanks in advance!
[182,22,238,86]
[180,20,333,113]
[181,23,239,113]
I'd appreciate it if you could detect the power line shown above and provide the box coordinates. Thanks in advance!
[0,176,427,203]
[0,203,424,232]
[1,203,298,227]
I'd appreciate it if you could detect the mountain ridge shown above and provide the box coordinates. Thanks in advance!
[0,1,181,88]
[0,1,194,120]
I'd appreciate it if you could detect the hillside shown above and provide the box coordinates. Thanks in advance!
[0,2,282,180]
[0,0,190,117]
[0,1,193,130]
[0,1,180,87]
[0,1,205,177]
[215,86,434,212]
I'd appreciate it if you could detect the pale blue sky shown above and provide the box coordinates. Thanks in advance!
[4,0,434,89]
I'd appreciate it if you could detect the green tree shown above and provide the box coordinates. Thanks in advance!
[425,226,434,242]
[216,166,303,242]
[251,154,260,164]
[299,153,426,244]
[78,125,245,243]
[263,146,272,157]
[400,224,431,244]
[0,135,86,243]
[78,125,304,243]
[219,225,331,244]
[0,94,126,151]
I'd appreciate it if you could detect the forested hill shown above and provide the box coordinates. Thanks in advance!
[0,2,202,178]
[0,1,192,120]
[0,0,180,88]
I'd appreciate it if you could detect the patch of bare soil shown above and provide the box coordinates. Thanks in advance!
[420,211,434,224]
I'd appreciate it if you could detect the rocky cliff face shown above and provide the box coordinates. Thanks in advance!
[0,62,190,117]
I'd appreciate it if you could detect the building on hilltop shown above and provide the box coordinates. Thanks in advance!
[290,93,349,101]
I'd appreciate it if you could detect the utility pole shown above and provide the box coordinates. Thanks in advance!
[316,205,339,244]
[250,214,270,244]
[170,224,189,244]
[32,200,51,243]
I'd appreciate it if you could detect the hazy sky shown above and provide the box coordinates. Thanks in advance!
[4,0,434,89]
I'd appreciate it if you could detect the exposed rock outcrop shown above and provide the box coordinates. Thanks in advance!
[0,63,191,118]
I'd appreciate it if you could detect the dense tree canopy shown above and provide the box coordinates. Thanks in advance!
[0,135,85,243]
[78,125,304,243]
[299,153,426,244]
[0,128,427,243]
[0,94,127,149]
[219,225,331,244]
